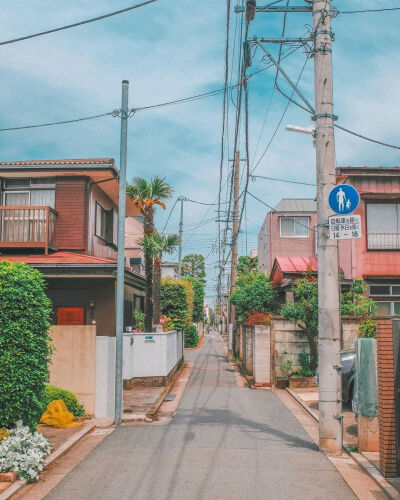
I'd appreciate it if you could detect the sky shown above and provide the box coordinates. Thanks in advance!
[1,0,400,303]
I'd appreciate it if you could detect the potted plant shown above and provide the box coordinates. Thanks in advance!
[276,351,293,388]
[289,351,317,389]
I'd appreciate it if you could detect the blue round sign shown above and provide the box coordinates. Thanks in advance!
[328,184,359,215]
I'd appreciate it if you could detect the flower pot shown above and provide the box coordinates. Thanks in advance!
[276,378,288,389]
[289,376,317,389]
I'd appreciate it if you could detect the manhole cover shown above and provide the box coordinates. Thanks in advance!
[164,394,176,402]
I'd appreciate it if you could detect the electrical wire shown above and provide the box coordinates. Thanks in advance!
[338,7,400,14]
[251,174,316,186]
[161,197,179,233]
[334,124,400,151]
[0,0,160,47]
[0,112,113,132]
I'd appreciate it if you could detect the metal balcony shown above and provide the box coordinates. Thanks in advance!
[367,233,400,250]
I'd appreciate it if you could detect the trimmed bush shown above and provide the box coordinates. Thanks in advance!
[0,261,53,430]
[161,278,193,331]
[183,277,205,323]
[41,384,85,417]
[185,325,199,348]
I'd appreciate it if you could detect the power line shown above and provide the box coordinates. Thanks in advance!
[338,7,400,14]
[251,174,315,186]
[334,124,400,151]
[0,0,159,47]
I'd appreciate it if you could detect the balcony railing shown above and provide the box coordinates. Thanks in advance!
[367,233,400,250]
[0,206,57,255]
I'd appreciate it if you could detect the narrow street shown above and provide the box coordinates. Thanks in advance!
[41,332,355,500]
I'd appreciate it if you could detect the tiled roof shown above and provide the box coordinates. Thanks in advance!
[274,198,316,212]
[275,256,318,273]
[0,158,114,167]
[0,252,117,265]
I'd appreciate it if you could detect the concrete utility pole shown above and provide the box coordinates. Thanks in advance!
[177,196,185,279]
[313,0,342,455]
[115,80,129,426]
[229,151,240,352]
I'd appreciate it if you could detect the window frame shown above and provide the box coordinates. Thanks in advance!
[366,200,400,251]
[94,201,117,247]
[279,216,310,238]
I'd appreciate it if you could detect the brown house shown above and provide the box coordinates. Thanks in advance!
[0,158,145,335]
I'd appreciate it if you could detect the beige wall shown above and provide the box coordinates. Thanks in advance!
[49,325,96,415]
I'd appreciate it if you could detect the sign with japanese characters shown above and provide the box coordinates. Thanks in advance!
[329,215,362,240]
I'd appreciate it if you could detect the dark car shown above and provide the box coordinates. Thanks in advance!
[341,350,355,407]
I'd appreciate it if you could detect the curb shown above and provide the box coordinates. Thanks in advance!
[285,388,399,500]
[0,421,95,500]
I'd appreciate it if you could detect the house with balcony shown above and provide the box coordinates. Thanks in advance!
[337,166,400,315]
[0,158,145,333]
[257,198,317,274]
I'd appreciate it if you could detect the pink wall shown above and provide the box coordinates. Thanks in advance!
[338,173,400,279]
[267,212,318,273]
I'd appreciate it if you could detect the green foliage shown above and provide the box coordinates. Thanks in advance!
[161,278,193,331]
[126,176,174,203]
[237,255,258,276]
[133,310,145,331]
[184,325,199,348]
[0,261,53,430]
[279,358,294,376]
[183,277,205,323]
[230,271,276,321]
[41,384,85,417]
[358,318,377,338]
[293,351,314,377]
[341,279,377,316]
[181,253,206,284]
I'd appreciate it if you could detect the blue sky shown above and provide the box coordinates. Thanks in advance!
[1,1,400,302]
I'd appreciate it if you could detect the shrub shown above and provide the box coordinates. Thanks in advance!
[133,310,145,332]
[41,385,85,417]
[245,312,271,326]
[161,278,193,331]
[185,325,199,348]
[0,421,52,481]
[0,261,53,430]
[358,318,377,338]
[230,271,276,321]
[183,277,205,323]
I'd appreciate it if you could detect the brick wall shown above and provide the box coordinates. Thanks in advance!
[376,319,397,477]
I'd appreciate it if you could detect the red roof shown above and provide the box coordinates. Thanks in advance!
[0,252,117,265]
[0,158,114,167]
[275,256,318,273]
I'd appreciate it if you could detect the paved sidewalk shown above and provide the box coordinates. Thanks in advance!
[43,332,358,499]
[123,386,165,422]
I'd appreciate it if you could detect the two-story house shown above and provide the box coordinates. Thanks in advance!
[257,198,317,274]
[0,158,145,334]
[337,166,400,315]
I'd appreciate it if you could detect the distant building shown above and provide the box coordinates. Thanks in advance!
[125,215,144,276]
[257,198,317,274]
[250,249,258,258]
[161,261,179,279]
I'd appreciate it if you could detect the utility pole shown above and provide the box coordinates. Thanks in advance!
[115,80,129,426]
[313,0,342,455]
[229,151,240,353]
[177,196,185,279]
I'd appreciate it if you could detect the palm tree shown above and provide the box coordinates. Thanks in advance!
[127,177,173,331]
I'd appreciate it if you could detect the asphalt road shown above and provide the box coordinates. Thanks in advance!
[45,332,355,500]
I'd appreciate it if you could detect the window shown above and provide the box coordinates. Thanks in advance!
[280,216,309,237]
[367,202,400,249]
[369,284,400,315]
[95,203,118,246]
[2,178,55,208]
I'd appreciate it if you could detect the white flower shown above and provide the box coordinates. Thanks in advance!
[0,421,52,481]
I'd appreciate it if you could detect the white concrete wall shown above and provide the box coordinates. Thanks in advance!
[123,330,183,379]
[253,325,271,385]
[95,336,116,425]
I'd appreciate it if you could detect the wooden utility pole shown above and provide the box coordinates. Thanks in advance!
[229,151,240,353]
[313,0,342,455]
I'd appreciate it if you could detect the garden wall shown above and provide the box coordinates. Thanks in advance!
[49,325,96,415]
[123,330,184,387]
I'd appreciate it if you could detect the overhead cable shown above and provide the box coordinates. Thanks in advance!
[252,174,315,186]
[0,0,159,47]
[334,124,400,151]
[0,112,113,132]
[338,7,400,14]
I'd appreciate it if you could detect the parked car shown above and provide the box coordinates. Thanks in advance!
[341,350,355,407]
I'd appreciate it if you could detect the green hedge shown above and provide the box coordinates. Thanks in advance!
[183,277,205,323]
[0,261,53,429]
[161,278,193,331]
[185,325,199,348]
[41,384,85,417]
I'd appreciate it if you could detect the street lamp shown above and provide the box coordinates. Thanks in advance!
[285,124,315,135]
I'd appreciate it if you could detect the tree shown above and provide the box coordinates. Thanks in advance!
[139,232,180,325]
[281,277,376,374]
[183,276,205,323]
[237,255,258,276]
[230,271,277,322]
[0,261,53,429]
[181,253,206,284]
[127,177,173,331]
